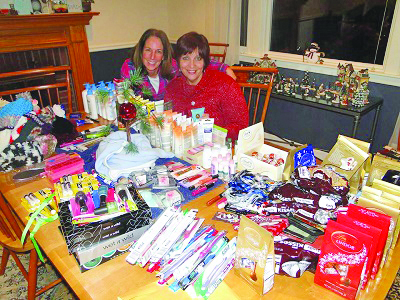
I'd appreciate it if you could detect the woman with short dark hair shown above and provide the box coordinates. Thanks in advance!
[120,29,235,101]
[165,32,248,140]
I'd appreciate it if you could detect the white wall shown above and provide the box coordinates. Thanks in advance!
[167,0,208,42]
[87,0,213,51]
[88,0,169,51]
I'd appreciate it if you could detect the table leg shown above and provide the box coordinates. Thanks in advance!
[370,104,382,144]
[352,115,360,138]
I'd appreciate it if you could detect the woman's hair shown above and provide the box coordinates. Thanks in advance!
[176,32,210,70]
[130,29,174,80]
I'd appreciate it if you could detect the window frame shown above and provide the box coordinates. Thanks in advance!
[239,0,400,87]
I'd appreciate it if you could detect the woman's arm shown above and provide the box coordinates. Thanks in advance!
[120,58,134,79]
[219,79,249,140]
[207,60,236,80]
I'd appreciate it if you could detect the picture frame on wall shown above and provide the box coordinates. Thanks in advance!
[67,0,82,12]
[13,0,33,14]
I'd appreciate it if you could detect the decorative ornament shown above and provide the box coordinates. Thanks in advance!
[119,102,138,154]
[303,43,325,64]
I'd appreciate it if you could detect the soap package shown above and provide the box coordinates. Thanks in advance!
[234,215,275,295]
[314,220,373,300]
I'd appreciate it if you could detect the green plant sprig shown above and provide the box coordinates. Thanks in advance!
[96,88,109,104]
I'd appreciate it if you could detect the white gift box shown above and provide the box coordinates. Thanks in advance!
[236,122,288,181]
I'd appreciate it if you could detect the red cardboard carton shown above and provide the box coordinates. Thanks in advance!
[314,220,373,300]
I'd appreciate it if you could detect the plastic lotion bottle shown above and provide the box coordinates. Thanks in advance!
[82,83,91,114]
[211,157,219,176]
[229,159,235,179]
[91,84,100,118]
[87,88,98,119]
[202,145,212,169]
[106,89,117,121]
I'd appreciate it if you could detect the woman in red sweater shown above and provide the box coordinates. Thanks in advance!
[164,32,249,140]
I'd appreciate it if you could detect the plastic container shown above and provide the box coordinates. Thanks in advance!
[87,88,98,119]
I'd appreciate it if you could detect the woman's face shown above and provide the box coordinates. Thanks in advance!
[179,48,204,86]
[142,36,164,77]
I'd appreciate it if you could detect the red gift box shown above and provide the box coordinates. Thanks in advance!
[314,220,373,300]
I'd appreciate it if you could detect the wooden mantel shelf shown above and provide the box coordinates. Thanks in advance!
[0,12,99,29]
[0,12,99,112]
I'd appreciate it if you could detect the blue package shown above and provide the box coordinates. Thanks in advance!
[70,112,83,119]
[92,189,100,209]
[294,145,316,168]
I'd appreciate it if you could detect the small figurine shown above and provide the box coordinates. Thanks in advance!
[293,78,301,98]
[283,79,292,96]
[325,83,333,102]
[259,54,277,68]
[303,43,325,64]
[316,83,326,100]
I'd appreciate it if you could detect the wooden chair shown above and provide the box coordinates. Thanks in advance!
[209,43,229,63]
[0,66,73,113]
[231,66,279,125]
[0,191,62,299]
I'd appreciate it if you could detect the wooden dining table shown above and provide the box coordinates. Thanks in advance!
[1,164,399,300]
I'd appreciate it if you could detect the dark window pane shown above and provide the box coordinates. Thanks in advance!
[270,0,396,65]
[240,0,249,47]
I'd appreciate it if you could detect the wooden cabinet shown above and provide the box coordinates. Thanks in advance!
[0,12,99,111]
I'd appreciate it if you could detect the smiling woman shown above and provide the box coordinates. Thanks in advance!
[165,32,249,140]
[120,29,235,101]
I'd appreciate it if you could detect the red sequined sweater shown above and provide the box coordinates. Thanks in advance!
[165,70,249,140]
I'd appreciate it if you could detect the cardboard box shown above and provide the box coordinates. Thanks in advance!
[236,123,288,181]
[76,224,150,266]
[58,187,152,254]
[74,242,133,273]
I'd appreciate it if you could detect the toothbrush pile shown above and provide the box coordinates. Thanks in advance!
[126,207,237,299]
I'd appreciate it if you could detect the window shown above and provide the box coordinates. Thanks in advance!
[270,0,395,65]
[239,0,400,85]
[240,0,249,47]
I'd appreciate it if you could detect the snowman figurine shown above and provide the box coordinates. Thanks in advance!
[304,43,325,64]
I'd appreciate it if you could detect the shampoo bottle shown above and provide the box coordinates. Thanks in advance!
[106,89,117,121]
[87,88,98,119]
[211,157,219,176]
[82,83,91,114]
[91,84,100,118]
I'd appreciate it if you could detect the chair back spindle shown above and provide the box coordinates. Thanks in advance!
[231,66,278,126]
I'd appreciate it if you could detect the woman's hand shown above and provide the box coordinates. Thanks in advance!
[225,67,237,81]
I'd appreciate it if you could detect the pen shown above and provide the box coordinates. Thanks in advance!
[206,193,224,206]
[86,117,100,123]
[192,182,215,197]
[189,175,219,190]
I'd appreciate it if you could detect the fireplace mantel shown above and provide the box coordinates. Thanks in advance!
[0,12,100,111]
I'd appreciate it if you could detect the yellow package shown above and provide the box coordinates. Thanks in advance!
[322,135,369,193]
[282,144,307,181]
[372,179,400,197]
[367,154,400,186]
[234,216,275,295]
